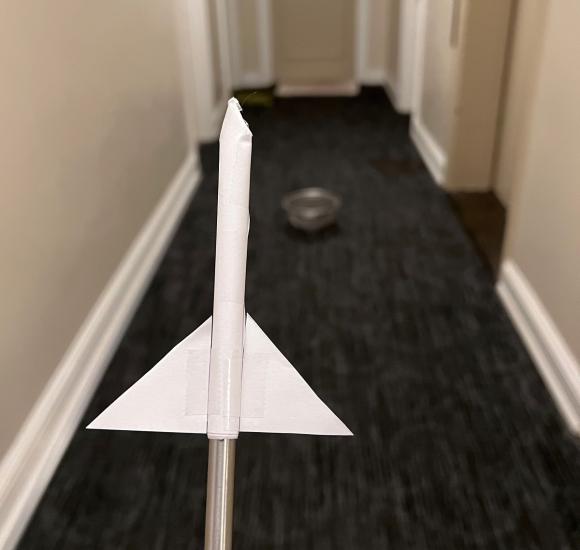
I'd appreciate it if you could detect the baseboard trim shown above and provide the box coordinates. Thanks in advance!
[497,260,580,434]
[383,79,402,113]
[275,81,359,97]
[0,153,201,550]
[360,69,387,87]
[237,73,275,90]
[410,117,447,185]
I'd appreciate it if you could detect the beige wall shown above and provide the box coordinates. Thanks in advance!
[492,0,548,206]
[274,0,354,86]
[446,0,513,191]
[415,0,513,189]
[0,1,189,456]
[418,0,458,152]
[235,0,397,88]
[503,0,580,360]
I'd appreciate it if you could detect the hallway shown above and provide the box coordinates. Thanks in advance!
[20,90,580,549]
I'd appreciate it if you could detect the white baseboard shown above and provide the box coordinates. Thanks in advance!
[360,69,387,87]
[383,79,401,113]
[236,72,275,90]
[275,81,359,97]
[0,153,201,550]
[410,117,447,185]
[497,260,580,434]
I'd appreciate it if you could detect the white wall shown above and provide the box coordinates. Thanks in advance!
[384,0,400,88]
[418,0,458,153]
[492,0,548,206]
[503,0,580,359]
[411,0,513,189]
[228,0,274,88]
[189,0,232,142]
[498,0,580,432]
[359,0,389,84]
[228,0,395,92]
[410,0,458,184]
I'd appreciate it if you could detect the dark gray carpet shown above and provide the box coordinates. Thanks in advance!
[19,88,580,549]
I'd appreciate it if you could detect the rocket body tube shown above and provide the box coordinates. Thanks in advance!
[87,98,351,439]
[207,99,252,439]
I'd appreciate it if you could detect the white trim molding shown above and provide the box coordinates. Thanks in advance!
[355,0,370,83]
[411,0,428,116]
[410,117,447,185]
[383,79,401,111]
[227,0,274,89]
[396,0,419,113]
[497,260,580,435]
[408,0,448,186]
[187,0,231,142]
[0,154,201,550]
[276,81,359,98]
[360,69,387,87]
[356,0,389,90]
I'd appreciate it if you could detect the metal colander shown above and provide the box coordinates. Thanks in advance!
[282,187,342,232]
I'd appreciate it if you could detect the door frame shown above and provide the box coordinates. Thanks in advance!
[398,0,421,113]
[185,0,233,142]
[227,0,275,89]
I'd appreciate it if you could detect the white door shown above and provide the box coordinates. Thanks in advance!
[273,0,356,95]
[411,0,461,185]
[411,0,512,189]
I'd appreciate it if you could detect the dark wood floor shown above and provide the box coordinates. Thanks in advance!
[448,192,506,277]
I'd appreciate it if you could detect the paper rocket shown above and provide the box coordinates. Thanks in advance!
[88,98,351,439]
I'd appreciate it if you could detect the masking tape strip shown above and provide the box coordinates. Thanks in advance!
[185,348,210,416]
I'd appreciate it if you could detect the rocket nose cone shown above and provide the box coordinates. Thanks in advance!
[220,97,252,141]
[228,97,242,111]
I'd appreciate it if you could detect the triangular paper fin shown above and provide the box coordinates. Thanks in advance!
[87,317,212,433]
[88,315,352,436]
[240,315,352,436]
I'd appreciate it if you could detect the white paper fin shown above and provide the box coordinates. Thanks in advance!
[87,315,352,437]
[240,315,352,436]
[86,318,212,433]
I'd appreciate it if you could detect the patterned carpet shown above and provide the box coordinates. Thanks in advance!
[19,89,580,549]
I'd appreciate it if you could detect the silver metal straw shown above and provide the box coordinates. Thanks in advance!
[204,439,236,550]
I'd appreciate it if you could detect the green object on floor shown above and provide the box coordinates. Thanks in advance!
[234,89,273,108]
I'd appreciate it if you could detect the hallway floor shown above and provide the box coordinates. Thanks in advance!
[20,89,580,549]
